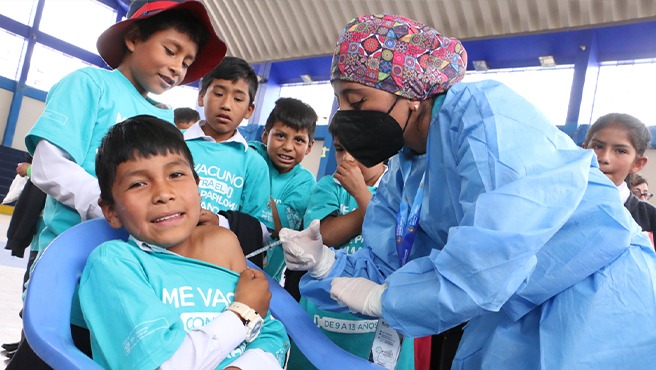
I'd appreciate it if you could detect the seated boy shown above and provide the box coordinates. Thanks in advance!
[174,107,200,130]
[79,115,289,369]
[248,97,317,283]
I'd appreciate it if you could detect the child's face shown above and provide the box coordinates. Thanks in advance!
[198,78,254,142]
[100,152,201,248]
[262,122,314,174]
[334,136,381,182]
[585,123,647,186]
[633,182,652,201]
[121,28,198,97]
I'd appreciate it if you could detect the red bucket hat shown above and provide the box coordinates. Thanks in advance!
[96,0,226,84]
[331,14,467,100]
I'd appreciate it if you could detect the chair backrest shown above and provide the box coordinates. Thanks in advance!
[24,218,128,369]
[24,218,382,369]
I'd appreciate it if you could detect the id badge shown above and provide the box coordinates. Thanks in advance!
[369,318,403,369]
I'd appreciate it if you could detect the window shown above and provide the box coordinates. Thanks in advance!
[0,0,37,26]
[0,29,27,81]
[26,43,94,91]
[463,66,575,126]
[591,59,656,126]
[40,0,116,54]
[279,82,335,125]
[152,84,200,110]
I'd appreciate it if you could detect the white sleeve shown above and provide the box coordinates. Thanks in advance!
[224,349,283,369]
[261,222,272,244]
[158,310,247,370]
[31,140,103,221]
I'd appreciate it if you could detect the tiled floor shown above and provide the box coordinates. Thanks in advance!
[0,213,29,369]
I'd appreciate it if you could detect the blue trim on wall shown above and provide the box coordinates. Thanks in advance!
[261,20,656,86]
[0,77,17,91]
[0,13,31,37]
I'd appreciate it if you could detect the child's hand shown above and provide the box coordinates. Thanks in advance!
[16,162,30,177]
[334,160,368,199]
[234,268,271,317]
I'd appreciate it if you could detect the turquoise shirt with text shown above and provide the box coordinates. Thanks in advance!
[79,239,289,370]
[185,124,270,222]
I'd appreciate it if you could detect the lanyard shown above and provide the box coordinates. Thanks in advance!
[395,168,425,267]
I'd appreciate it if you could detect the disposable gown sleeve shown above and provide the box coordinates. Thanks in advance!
[299,157,408,312]
[381,81,597,337]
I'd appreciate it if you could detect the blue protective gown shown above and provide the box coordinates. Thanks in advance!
[300,80,656,369]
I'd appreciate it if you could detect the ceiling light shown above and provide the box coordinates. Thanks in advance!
[472,60,489,71]
[300,74,313,83]
[539,55,557,67]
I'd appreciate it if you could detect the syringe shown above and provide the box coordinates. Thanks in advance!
[244,225,312,259]
[245,239,284,259]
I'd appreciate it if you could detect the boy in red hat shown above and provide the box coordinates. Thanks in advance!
[9,1,226,368]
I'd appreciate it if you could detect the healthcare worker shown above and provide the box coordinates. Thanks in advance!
[279,13,656,369]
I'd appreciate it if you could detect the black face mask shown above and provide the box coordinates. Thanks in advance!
[330,98,407,168]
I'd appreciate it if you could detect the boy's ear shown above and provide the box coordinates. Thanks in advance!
[123,26,141,54]
[305,139,315,155]
[261,130,268,144]
[244,104,255,120]
[197,91,205,107]
[99,198,123,229]
[631,155,649,174]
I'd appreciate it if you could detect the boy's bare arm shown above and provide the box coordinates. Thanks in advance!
[321,160,371,247]
[171,225,247,273]
[318,212,365,248]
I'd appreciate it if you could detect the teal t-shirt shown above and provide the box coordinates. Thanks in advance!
[248,141,316,281]
[186,131,270,222]
[25,67,174,252]
[289,175,414,369]
[79,239,289,370]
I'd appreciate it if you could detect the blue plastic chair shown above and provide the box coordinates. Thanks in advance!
[23,218,383,369]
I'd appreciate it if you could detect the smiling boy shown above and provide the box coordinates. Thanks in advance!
[80,115,288,369]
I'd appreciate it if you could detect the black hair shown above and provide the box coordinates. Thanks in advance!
[199,56,259,105]
[584,113,651,156]
[174,107,200,124]
[631,173,649,187]
[328,115,345,141]
[96,115,196,205]
[265,97,317,141]
[131,9,209,55]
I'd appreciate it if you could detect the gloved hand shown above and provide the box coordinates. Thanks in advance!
[330,277,385,317]
[279,219,335,278]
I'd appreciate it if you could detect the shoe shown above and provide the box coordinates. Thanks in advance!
[5,349,16,359]
[1,342,19,352]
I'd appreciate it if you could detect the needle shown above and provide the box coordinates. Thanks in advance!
[244,226,311,259]
[245,239,284,259]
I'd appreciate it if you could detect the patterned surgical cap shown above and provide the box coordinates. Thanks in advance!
[331,14,468,100]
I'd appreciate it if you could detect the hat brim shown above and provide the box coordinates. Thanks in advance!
[96,1,226,85]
